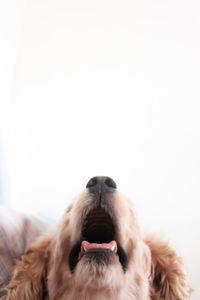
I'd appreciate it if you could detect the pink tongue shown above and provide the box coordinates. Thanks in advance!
[81,240,117,254]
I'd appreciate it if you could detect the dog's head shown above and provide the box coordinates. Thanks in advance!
[3,177,192,300]
[48,177,151,299]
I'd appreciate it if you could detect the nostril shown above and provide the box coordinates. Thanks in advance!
[86,177,98,189]
[104,177,117,189]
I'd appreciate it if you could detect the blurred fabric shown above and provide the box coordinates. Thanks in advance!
[0,206,49,295]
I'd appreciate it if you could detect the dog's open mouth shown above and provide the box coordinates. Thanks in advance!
[69,208,127,272]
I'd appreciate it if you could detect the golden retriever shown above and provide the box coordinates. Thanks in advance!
[1,177,192,299]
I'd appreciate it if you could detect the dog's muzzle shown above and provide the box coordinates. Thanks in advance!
[69,177,127,273]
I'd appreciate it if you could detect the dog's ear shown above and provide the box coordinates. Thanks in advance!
[145,235,192,300]
[1,236,50,300]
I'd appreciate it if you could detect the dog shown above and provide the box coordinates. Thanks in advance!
[1,176,192,299]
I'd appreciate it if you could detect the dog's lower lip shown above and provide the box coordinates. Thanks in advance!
[80,248,115,257]
[69,241,128,273]
[81,240,117,254]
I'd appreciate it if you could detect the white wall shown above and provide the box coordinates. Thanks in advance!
[0,0,200,298]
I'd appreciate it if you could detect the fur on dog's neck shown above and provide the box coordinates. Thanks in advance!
[48,258,150,300]
[57,274,150,300]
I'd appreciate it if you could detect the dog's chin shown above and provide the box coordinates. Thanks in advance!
[73,252,124,289]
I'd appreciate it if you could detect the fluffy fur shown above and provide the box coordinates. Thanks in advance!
[1,187,192,300]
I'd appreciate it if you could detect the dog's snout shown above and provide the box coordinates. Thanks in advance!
[86,176,117,193]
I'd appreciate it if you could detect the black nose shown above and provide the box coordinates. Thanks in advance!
[86,176,117,194]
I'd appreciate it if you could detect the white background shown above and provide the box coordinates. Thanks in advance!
[0,0,199,298]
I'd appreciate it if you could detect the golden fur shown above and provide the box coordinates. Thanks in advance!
[1,189,192,300]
